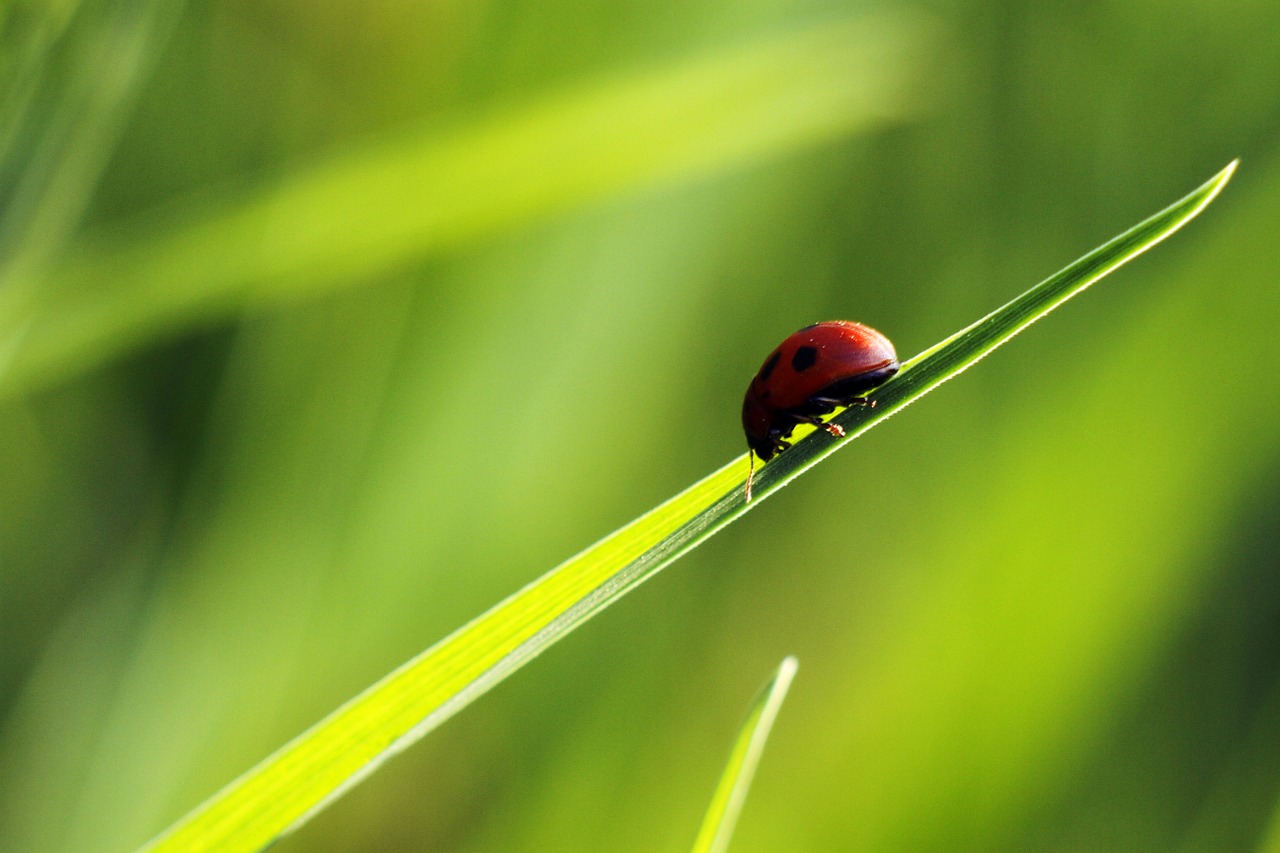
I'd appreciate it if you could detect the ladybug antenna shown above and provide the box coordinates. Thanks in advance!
[745,451,755,502]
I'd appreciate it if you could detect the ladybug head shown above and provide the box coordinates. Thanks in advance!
[741,387,780,461]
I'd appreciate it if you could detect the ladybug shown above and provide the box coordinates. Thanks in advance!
[742,321,899,500]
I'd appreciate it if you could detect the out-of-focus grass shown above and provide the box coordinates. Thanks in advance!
[3,2,1280,853]
[0,12,930,399]
[0,0,180,285]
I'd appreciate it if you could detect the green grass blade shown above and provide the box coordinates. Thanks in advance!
[0,12,931,398]
[138,161,1236,853]
[750,159,1237,500]
[691,657,798,853]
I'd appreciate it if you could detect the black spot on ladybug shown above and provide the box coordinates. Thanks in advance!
[791,346,818,373]
[758,351,781,382]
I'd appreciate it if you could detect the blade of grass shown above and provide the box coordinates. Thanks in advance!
[753,159,1236,500]
[0,11,932,399]
[691,657,799,853]
[138,161,1236,853]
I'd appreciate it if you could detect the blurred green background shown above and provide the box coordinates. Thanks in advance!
[2,1,1279,851]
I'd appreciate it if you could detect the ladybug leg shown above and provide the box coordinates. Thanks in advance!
[809,395,875,409]
[790,412,846,439]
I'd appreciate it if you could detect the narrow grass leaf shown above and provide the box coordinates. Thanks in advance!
[0,12,931,398]
[691,657,798,853]
[139,161,1236,853]
[750,160,1238,501]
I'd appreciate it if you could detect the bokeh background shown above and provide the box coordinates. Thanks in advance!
[2,1,1279,851]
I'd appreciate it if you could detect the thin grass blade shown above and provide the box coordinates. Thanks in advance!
[751,160,1238,499]
[139,161,1236,852]
[691,657,799,853]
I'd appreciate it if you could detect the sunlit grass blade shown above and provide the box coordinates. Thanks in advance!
[691,657,798,853]
[0,11,931,399]
[138,161,1236,853]
[750,159,1237,499]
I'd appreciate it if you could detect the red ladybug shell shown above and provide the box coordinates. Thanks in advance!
[742,321,899,465]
